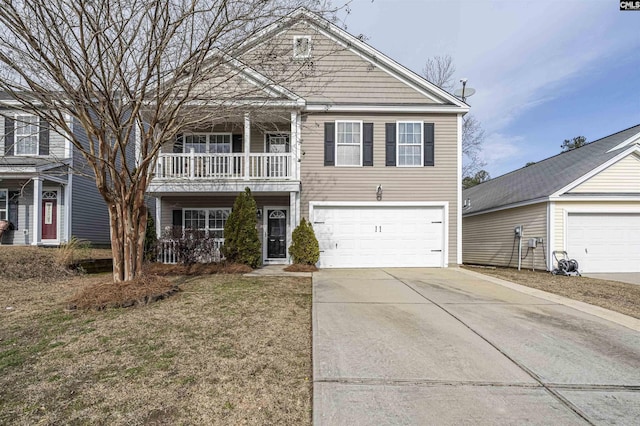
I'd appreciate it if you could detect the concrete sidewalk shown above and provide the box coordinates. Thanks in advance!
[313,268,640,425]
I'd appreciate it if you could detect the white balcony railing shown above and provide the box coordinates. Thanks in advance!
[155,151,293,180]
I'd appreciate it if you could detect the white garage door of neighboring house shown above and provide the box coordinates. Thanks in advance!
[312,204,445,268]
[567,213,640,273]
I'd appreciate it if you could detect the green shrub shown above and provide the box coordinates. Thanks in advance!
[289,218,320,265]
[144,211,157,262]
[221,188,261,268]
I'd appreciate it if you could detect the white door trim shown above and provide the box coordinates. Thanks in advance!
[263,205,290,264]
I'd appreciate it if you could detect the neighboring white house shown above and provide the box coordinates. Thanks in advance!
[463,125,640,274]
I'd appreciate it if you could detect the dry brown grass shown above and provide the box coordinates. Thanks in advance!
[0,246,71,280]
[465,266,640,319]
[284,264,318,272]
[0,273,312,425]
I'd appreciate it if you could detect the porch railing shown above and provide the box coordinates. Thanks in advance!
[155,152,293,180]
[157,238,224,264]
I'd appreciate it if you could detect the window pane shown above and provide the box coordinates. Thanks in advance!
[399,145,421,166]
[337,145,360,166]
[185,135,207,153]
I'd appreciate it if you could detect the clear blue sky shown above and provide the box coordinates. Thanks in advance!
[338,0,640,177]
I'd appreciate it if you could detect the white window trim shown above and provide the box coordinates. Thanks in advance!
[396,121,423,167]
[183,133,232,154]
[14,114,39,156]
[0,189,8,222]
[293,35,312,59]
[182,207,231,238]
[335,120,363,167]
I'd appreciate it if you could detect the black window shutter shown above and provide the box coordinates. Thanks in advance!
[424,123,434,166]
[363,123,374,166]
[385,123,396,166]
[232,134,243,153]
[39,118,49,156]
[4,117,14,156]
[173,134,183,153]
[324,122,335,166]
[172,210,183,227]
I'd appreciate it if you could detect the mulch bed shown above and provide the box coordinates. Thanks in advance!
[143,262,252,276]
[284,264,318,272]
[67,274,178,310]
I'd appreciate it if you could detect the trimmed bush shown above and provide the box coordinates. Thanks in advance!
[289,218,320,265]
[221,188,261,268]
[144,211,158,262]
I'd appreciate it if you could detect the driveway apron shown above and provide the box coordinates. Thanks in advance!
[312,268,640,425]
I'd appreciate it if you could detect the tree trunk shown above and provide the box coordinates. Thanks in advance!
[109,194,148,283]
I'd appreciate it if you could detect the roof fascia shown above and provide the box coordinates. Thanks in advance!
[462,197,549,217]
[606,130,640,153]
[304,103,469,113]
[550,145,640,197]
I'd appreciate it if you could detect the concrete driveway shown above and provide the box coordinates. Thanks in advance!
[584,273,640,286]
[313,268,640,425]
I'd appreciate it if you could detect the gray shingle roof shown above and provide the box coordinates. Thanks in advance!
[462,124,640,215]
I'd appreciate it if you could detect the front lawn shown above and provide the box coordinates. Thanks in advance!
[0,272,312,424]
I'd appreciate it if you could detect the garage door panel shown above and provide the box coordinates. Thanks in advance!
[313,205,445,268]
[567,213,640,273]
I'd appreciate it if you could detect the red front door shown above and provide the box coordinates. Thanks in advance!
[42,198,57,240]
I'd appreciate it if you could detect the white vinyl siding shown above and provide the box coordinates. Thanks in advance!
[397,121,423,167]
[335,121,362,166]
[0,189,7,220]
[568,153,640,193]
[14,115,39,156]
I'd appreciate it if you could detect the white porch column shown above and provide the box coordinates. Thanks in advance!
[244,112,251,180]
[289,191,296,262]
[155,196,162,239]
[290,111,299,181]
[32,177,42,245]
[63,180,72,243]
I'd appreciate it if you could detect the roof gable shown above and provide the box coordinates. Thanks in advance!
[235,8,468,109]
[565,150,640,194]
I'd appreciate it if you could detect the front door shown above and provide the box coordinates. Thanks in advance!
[266,209,287,259]
[41,191,57,240]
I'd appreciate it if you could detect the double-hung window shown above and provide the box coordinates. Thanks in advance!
[397,122,423,167]
[183,208,230,239]
[336,121,362,166]
[15,115,39,156]
[0,189,7,221]
[183,134,231,153]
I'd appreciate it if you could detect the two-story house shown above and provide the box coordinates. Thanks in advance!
[0,97,111,246]
[149,8,469,268]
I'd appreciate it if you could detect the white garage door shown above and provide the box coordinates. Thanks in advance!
[312,205,445,268]
[567,213,640,273]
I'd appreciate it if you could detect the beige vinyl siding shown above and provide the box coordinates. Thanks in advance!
[568,153,640,193]
[1,114,69,159]
[463,203,548,270]
[242,21,440,105]
[553,201,640,253]
[300,112,459,265]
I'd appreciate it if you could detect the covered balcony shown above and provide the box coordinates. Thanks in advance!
[148,111,301,194]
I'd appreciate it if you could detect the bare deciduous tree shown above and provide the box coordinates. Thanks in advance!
[0,0,337,282]
[422,55,456,92]
[422,54,486,179]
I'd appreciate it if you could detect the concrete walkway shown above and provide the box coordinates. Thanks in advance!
[313,268,640,425]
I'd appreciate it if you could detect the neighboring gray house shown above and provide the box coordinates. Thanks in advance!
[148,8,469,267]
[462,125,640,274]
[0,102,111,246]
